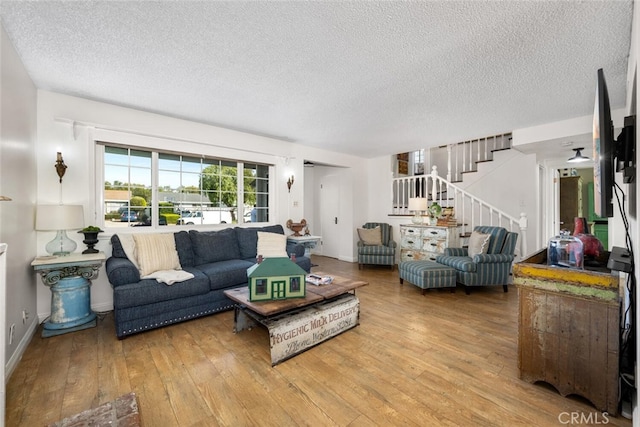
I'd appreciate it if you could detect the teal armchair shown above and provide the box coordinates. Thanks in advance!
[357,222,397,270]
[436,226,518,294]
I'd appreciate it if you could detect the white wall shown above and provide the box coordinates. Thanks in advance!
[0,24,39,378]
[454,148,538,255]
[34,91,366,317]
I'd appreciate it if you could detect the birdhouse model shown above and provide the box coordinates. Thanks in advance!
[246,257,307,301]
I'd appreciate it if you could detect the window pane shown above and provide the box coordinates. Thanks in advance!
[130,150,151,168]
[105,146,129,165]
[103,147,152,228]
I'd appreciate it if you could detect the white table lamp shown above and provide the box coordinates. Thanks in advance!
[36,204,85,256]
[408,197,428,225]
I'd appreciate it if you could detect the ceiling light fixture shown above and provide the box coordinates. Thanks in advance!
[568,147,590,163]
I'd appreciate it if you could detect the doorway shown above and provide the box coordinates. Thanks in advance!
[319,174,340,259]
[557,167,608,247]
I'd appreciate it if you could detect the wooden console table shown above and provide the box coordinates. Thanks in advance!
[513,249,621,415]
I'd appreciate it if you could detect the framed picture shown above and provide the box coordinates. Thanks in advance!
[397,153,409,161]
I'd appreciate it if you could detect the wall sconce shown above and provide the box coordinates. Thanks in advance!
[287,175,294,192]
[55,152,67,183]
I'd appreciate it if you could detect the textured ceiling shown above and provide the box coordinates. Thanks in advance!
[0,1,634,158]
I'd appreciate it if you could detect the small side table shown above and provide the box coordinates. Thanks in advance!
[31,252,105,337]
[287,235,322,257]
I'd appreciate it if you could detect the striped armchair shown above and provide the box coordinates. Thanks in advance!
[435,226,518,294]
[357,222,397,270]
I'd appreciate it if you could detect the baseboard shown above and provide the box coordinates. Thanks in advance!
[5,316,38,382]
[92,302,114,314]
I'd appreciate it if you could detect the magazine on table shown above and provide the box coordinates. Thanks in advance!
[306,274,333,286]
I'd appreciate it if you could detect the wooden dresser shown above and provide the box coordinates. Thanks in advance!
[513,249,621,415]
[399,224,459,262]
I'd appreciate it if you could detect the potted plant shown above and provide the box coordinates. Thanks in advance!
[78,226,103,254]
[428,202,442,225]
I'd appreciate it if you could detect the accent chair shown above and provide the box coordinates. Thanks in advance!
[435,225,518,294]
[357,222,397,270]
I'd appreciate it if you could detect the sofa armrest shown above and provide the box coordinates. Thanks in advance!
[472,253,515,264]
[388,239,397,249]
[106,257,140,287]
[286,242,305,258]
[443,247,468,256]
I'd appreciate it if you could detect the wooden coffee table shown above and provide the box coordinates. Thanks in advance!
[224,272,368,365]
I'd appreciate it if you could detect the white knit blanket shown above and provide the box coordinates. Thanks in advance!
[142,269,194,285]
[118,234,194,285]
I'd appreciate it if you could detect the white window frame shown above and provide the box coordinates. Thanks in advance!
[93,134,275,231]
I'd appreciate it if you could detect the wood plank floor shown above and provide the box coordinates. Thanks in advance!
[6,256,633,426]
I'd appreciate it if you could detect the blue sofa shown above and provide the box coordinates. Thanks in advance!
[105,224,311,338]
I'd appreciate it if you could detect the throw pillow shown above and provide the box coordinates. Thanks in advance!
[117,234,140,271]
[257,231,288,258]
[468,231,491,258]
[189,228,241,265]
[133,233,182,277]
[357,227,382,245]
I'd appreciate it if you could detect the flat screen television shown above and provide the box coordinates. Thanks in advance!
[593,68,615,218]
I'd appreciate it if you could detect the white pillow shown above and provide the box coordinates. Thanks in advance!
[257,231,288,258]
[118,234,140,271]
[133,234,182,277]
[357,227,382,245]
[468,231,491,258]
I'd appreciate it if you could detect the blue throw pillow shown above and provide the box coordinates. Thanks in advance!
[189,228,241,265]
[174,230,196,267]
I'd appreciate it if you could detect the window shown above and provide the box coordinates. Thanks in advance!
[101,144,271,228]
[290,277,300,292]
[256,279,267,295]
[413,149,425,175]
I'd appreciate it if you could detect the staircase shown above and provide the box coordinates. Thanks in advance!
[443,133,512,183]
[392,134,528,258]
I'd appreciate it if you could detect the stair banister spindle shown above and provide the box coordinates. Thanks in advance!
[483,137,488,161]
[461,142,466,175]
[446,145,452,182]
[477,138,481,163]
[455,143,459,181]
[430,165,438,203]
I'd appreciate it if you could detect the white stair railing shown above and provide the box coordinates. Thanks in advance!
[443,133,512,182]
[392,166,528,258]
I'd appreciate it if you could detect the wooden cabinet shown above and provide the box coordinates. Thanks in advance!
[513,250,621,415]
[399,224,459,262]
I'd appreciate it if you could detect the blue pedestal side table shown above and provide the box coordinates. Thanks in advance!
[31,252,106,337]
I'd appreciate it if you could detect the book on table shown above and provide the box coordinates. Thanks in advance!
[306,274,333,286]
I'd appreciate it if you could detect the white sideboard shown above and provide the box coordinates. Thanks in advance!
[399,224,459,262]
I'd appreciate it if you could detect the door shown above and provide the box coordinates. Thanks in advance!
[271,281,286,299]
[320,175,340,258]
[0,243,6,426]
